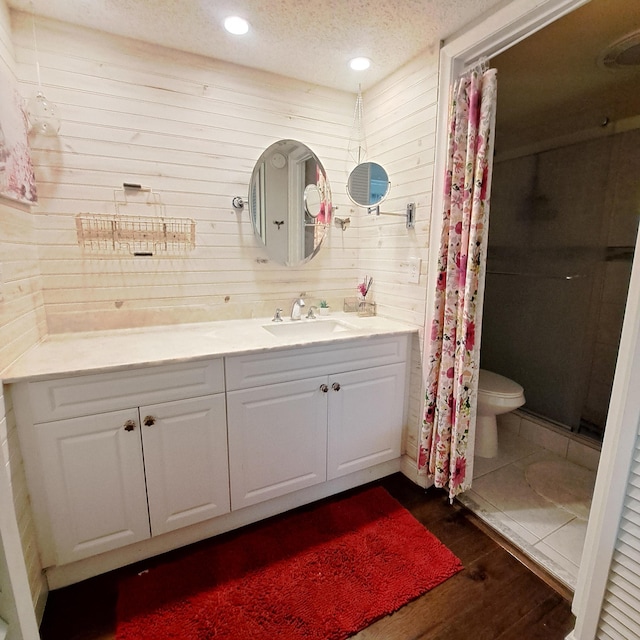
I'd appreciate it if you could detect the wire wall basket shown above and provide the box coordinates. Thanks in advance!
[75,187,196,256]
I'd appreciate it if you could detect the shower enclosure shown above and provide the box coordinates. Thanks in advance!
[480,128,639,441]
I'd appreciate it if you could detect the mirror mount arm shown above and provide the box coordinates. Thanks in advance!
[367,202,415,229]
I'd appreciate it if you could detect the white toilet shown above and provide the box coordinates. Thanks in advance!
[475,369,525,458]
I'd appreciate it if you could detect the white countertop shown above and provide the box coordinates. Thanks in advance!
[1,314,419,383]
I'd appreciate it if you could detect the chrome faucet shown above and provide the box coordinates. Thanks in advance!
[290,296,305,320]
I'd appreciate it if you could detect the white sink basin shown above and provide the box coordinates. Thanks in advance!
[262,318,355,338]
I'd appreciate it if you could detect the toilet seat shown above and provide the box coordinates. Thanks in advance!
[478,369,524,399]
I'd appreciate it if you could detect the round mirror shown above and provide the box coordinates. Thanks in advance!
[346,162,390,207]
[249,139,332,267]
[304,184,322,217]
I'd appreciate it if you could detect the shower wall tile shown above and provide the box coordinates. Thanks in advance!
[567,440,601,471]
[606,128,640,248]
[591,341,620,382]
[602,261,633,303]
[519,418,569,458]
[596,301,627,346]
[584,381,612,427]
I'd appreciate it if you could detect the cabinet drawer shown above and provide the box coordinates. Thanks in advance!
[226,335,409,390]
[25,359,224,423]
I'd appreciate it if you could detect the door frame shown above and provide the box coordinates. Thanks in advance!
[424,1,640,638]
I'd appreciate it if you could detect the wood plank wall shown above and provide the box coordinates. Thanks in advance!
[0,0,48,621]
[11,11,360,333]
[361,46,440,462]
[0,8,45,369]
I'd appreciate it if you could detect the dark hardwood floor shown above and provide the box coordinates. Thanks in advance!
[39,473,575,640]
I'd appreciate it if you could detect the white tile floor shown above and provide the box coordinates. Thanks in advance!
[458,426,598,591]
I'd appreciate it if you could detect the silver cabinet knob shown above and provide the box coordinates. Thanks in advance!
[332,382,341,391]
[320,384,329,393]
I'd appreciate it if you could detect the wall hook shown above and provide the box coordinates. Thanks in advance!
[232,196,244,211]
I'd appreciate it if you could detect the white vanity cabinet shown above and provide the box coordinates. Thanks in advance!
[12,360,229,567]
[226,336,409,510]
[7,327,413,586]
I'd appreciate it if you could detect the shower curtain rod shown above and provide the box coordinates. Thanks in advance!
[462,56,490,75]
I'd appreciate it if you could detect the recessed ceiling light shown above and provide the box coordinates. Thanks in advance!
[349,57,371,71]
[224,16,249,35]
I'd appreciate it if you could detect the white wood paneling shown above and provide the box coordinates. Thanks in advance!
[10,11,361,333]
[0,1,48,632]
[361,49,440,464]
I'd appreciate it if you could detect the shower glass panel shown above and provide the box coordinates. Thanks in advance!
[480,129,639,441]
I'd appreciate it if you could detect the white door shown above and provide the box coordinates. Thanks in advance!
[141,394,230,535]
[35,408,150,565]
[327,363,406,480]
[227,376,328,509]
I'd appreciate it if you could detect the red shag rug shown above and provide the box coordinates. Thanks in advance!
[116,486,462,640]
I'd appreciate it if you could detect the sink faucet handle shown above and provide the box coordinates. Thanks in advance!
[272,308,283,322]
[306,306,318,319]
[291,297,305,320]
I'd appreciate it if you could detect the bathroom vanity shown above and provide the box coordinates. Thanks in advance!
[3,315,415,588]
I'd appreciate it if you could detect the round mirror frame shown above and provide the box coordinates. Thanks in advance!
[346,161,391,207]
[249,139,332,267]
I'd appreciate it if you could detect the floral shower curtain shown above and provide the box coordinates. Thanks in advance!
[418,67,498,502]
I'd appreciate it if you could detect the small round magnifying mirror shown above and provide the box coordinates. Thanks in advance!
[346,162,390,207]
[304,184,322,218]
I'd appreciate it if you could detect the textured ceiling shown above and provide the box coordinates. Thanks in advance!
[7,0,504,92]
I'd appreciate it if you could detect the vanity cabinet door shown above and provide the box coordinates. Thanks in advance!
[34,408,150,565]
[227,376,328,509]
[327,363,406,480]
[141,394,230,536]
